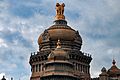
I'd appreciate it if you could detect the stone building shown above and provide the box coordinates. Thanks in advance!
[29,3,92,80]
[99,59,120,80]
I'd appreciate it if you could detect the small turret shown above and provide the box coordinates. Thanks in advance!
[99,67,108,80]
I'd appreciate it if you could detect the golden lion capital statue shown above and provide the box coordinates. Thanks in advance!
[55,3,65,20]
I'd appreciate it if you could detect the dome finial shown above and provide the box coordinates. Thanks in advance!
[112,59,116,65]
[55,3,65,20]
[56,39,61,48]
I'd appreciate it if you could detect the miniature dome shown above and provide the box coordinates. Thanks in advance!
[99,67,108,77]
[48,40,69,61]
[107,59,120,76]
[101,67,107,72]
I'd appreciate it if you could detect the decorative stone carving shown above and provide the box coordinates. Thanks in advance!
[75,31,80,40]
[56,3,65,15]
[42,29,50,41]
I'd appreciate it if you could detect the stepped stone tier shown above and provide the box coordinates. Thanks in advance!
[29,3,92,80]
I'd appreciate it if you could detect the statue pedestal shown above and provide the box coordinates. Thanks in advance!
[55,15,65,20]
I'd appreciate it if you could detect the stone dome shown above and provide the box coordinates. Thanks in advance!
[107,59,120,76]
[48,39,69,61]
[38,20,82,51]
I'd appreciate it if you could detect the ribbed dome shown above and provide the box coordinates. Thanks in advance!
[38,20,82,51]
[38,27,78,43]
[37,2,82,51]
[107,65,120,76]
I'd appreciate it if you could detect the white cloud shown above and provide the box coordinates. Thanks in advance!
[0,38,8,47]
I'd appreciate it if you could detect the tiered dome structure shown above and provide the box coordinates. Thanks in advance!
[40,40,80,80]
[29,2,92,80]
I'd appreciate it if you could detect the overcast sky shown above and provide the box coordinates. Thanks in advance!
[0,0,120,79]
